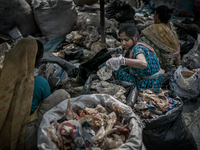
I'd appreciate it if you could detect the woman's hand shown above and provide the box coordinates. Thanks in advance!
[106,55,125,70]
[106,54,147,70]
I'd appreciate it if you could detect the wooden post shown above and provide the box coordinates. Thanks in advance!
[100,0,105,43]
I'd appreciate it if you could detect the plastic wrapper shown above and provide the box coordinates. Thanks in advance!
[57,120,85,150]
[90,80,127,103]
[103,134,124,149]
[106,55,124,71]
[37,94,146,150]
[44,63,69,90]
[139,90,169,112]
[94,126,106,144]
[81,74,138,108]
[134,89,181,119]
[105,112,117,134]
[47,119,61,149]
[97,66,113,81]
[95,104,106,113]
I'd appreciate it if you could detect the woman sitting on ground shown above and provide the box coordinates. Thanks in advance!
[32,40,51,114]
[140,5,180,67]
[0,38,69,150]
[104,23,162,90]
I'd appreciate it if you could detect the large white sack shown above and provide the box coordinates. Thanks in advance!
[170,66,200,99]
[37,94,146,150]
[32,0,78,41]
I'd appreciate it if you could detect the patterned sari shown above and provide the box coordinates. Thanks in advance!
[0,38,37,149]
[141,22,180,66]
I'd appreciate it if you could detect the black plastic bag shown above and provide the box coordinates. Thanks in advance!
[41,52,78,77]
[106,29,121,42]
[63,48,84,61]
[81,74,138,108]
[161,65,175,88]
[179,34,196,57]
[78,48,112,84]
[106,0,135,23]
[141,96,198,150]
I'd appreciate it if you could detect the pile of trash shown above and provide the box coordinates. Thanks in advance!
[38,94,145,150]
[47,98,129,149]
[90,80,127,103]
[134,89,179,119]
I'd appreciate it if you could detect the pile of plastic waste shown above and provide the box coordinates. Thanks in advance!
[47,97,130,150]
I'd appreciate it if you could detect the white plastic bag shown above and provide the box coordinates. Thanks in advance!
[170,66,200,99]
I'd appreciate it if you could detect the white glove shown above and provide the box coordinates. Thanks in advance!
[106,55,126,70]
[136,23,146,30]
[108,46,123,54]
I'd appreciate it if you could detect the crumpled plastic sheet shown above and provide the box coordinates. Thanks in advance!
[37,94,146,150]
[169,66,200,99]
[182,34,200,70]
[90,80,127,103]
[41,52,78,78]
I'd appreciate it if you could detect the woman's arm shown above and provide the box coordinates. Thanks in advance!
[172,20,189,30]
[125,54,147,69]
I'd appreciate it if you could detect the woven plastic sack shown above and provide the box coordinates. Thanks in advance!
[37,94,146,150]
[32,0,77,41]
[170,66,200,99]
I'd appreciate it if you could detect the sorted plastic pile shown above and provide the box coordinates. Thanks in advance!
[47,97,130,150]
[134,89,179,119]
[90,80,127,103]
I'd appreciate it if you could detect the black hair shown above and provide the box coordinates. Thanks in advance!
[35,40,44,67]
[155,5,173,24]
[118,23,139,41]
